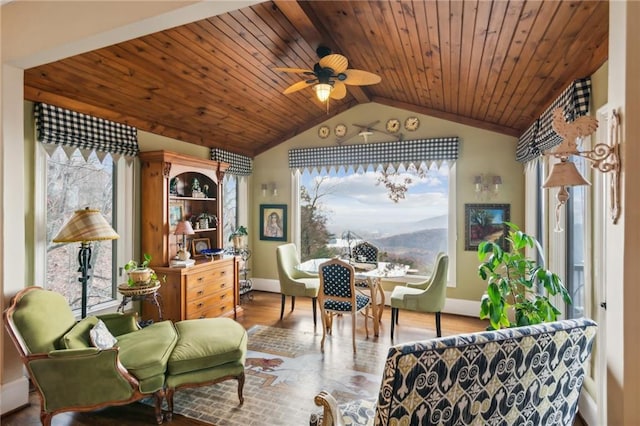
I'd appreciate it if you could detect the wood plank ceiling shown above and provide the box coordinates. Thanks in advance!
[23,0,608,157]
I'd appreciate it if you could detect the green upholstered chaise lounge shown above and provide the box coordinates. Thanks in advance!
[3,286,247,425]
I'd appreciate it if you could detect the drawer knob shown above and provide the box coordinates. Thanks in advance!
[197,302,204,308]
[198,277,204,282]
[197,290,204,296]
[220,294,226,299]
[199,315,205,319]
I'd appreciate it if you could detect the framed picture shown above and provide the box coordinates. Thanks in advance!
[260,204,287,241]
[464,203,510,251]
[169,201,183,231]
[192,238,211,257]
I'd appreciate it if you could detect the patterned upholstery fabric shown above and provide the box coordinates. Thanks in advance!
[352,242,378,289]
[321,263,370,312]
[352,242,379,263]
[310,318,597,426]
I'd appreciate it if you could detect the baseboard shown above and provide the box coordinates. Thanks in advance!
[251,278,481,317]
[1,376,29,415]
[578,390,597,425]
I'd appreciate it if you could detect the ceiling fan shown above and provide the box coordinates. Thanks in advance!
[274,46,381,103]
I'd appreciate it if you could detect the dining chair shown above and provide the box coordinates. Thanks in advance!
[351,241,379,264]
[276,243,320,326]
[390,253,449,339]
[318,258,371,353]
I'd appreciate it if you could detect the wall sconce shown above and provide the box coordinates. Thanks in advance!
[473,174,502,199]
[261,182,277,197]
[543,108,621,231]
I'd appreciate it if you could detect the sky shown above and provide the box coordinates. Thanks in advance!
[301,164,449,236]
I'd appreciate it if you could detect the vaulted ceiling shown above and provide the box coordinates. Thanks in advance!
[23,0,608,157]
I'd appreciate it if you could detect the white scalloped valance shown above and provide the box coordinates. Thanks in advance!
[289,137,459,173]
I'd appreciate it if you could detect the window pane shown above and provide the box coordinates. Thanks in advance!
[567,157,587,318]
[223,175,238,246]
[299,165,449,274]
[46,148,115,310]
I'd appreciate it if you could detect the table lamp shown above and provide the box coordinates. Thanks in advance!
[53,207,119,318]
[174,220,195,260]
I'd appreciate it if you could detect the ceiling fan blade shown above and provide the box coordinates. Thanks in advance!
[319,54,348,73]
[342,69,382,85]
[330,82,347,100]
[283,80,314,95]
[274,67,315,75]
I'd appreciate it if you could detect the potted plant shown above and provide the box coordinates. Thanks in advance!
[124,253,159,287]
[477,222,572,330]
[229,225,248,250]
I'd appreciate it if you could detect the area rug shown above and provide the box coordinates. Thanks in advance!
[162,325,389,425]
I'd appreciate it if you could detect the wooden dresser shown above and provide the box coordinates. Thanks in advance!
[142,257,239,322]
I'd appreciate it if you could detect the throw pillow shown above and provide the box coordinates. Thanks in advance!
[89,319,118,349]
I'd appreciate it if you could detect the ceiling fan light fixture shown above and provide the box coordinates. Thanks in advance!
[314,83,332,103]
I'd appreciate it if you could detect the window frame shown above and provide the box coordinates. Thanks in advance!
[35,143,136,315]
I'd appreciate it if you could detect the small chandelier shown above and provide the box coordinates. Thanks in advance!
[314,83,332,103]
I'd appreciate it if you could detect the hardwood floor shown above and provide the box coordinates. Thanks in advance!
[1,291,585,425]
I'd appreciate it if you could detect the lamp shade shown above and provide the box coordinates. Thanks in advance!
[543,160,591,188]
[53,208,119,243]
[314,83,332,102]
[174,220,195,236]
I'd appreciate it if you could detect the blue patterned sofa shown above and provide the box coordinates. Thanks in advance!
[310,318,597,426]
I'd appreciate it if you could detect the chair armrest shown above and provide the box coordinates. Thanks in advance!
[313,390,345,426]
[295,269,319,279]
[26,347,140,412]
[98,312,141,336]
[406,279,431,290]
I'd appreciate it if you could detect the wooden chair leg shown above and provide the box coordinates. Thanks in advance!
[435,311,442,337]
[312,297,317,326]
[165,388,175,422]
[351,312,356,353]
[390,308,396,339]
[280,294,285,320]
[237,372,246,405]
[291,295,296,311]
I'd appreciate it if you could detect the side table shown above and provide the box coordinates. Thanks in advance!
[117,281,164,322]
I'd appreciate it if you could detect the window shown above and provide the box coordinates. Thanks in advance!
[566,155,588,318]
[222,174,238,246]
[298,164,452,276]
[45,147,117,310]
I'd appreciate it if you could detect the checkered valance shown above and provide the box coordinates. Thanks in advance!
[35,103,139,157]
[210,148,252,176]
[289,138,459,172]
[516,78,591,163]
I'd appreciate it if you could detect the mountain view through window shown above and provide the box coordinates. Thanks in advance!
[299,164,450,275]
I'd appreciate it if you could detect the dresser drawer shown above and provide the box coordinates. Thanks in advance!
[186,297,234,319]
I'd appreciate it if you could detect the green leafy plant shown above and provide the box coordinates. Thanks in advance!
[228,225,248,242]
[477,222,572,330]
[124,253,159,286]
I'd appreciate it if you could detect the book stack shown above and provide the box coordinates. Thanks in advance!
[170,258,196,268]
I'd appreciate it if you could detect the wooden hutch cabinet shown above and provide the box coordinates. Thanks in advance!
[138,150,240,322]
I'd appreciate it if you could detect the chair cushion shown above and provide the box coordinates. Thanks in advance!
[390,286,423,310]
[116,320,177,380]
[324,294,370,312]
[168,318,247,375]
[89,319,118,349]
[11,288,77,353]
[60,316,99,349]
